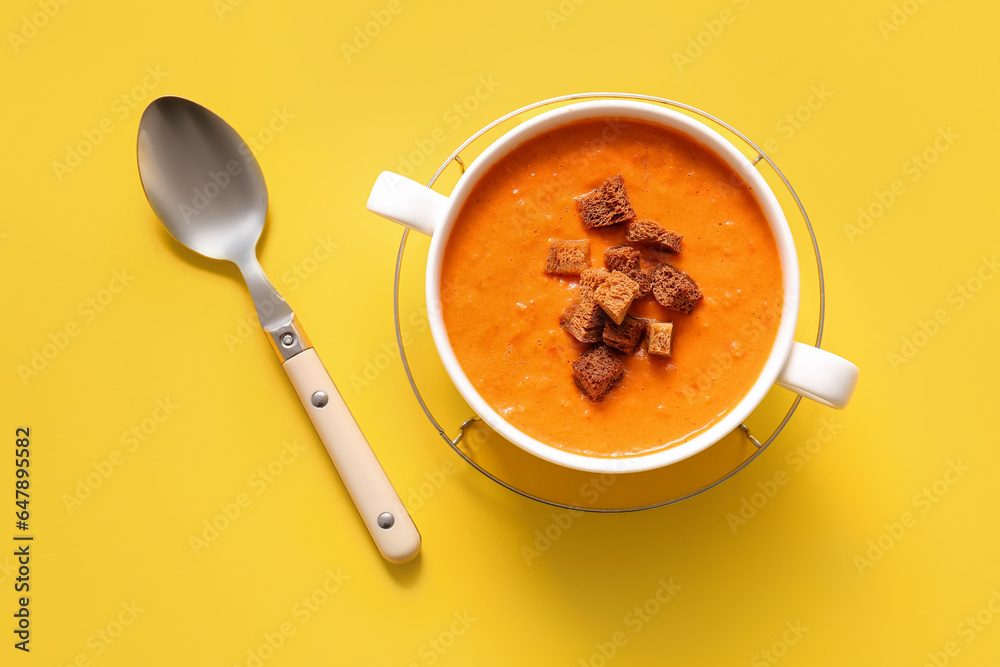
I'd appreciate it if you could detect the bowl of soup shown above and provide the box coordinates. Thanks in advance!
[367,100,858,474]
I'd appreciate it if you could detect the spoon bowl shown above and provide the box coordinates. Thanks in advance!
[137,96,266,262]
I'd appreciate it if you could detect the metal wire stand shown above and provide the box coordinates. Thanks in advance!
[392,92,825,512]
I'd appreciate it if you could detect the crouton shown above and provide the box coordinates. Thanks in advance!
[603,315,647,354]
[650,263,702,314]
[559,298,580,330]
[646,322,673,357]
[576,174,636,228]
[594,271,641,325]
[626,219,683,253]
[544,239,591,275]
[561,297,606,343]
[579,267,610,296]
[571,344,625,401]
[604,244,651,296]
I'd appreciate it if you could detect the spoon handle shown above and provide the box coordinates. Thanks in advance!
[282,347,421,563]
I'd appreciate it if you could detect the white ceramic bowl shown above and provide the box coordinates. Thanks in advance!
[368,100,858,474]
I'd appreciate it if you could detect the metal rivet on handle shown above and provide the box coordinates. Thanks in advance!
[311,391,328,408]
[280,333,295,346]
[377,512,394,529]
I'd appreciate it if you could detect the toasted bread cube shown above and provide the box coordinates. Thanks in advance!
[647,322,674,357]
[626,219,683,253]
[571,344,624,401]
[603,314,647,355]
[579,267,610,296]
[559,297,581,329]
[604,244,640,271]
[544,239,591,275]
[561,296,606,343]
[594,270,641,325]
[650,263,702,314]
[576,174,636,228]
[560,268,611,343]
[604,244,651,296]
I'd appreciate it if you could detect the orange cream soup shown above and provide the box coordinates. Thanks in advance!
[440,117,783,457]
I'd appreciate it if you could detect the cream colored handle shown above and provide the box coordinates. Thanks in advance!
[282,347,420,563]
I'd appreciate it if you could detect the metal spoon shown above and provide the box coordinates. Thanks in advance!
[136,96,420,563]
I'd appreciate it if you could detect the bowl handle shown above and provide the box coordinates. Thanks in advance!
[776,342,860,409]
[366,171,450,236]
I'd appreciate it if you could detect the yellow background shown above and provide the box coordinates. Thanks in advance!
[2,0,998,665]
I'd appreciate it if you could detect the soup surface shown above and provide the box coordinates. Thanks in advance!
[440,117,783,457]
